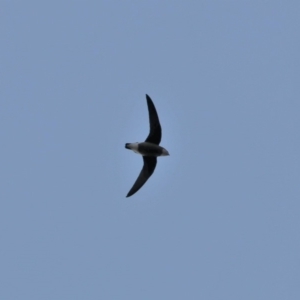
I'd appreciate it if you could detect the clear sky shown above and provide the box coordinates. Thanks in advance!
[1,1,299,299]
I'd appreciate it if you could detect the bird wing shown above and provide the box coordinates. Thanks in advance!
[126,156,157,197]
[144,94,162,145]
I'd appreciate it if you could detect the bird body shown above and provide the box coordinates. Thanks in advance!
[125,95,169,197]
[125,142,169,157]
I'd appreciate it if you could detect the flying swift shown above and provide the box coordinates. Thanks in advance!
[125,94,169,197]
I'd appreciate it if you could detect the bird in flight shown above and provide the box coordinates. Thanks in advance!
[125,94,169,197]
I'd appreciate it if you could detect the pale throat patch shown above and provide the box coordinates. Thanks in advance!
[128,143,141,154]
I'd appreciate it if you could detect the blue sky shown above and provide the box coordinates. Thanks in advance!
[1,1,299,299]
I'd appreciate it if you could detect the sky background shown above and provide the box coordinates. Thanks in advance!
[1,1,300,299]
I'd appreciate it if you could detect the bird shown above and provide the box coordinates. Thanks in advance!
[125,94,169,197]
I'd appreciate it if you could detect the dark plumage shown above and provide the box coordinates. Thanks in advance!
[126,156,157,197]
[125,94,169,197]
[145,94,161,145]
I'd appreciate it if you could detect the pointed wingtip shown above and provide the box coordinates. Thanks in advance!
[126,190,134,197]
